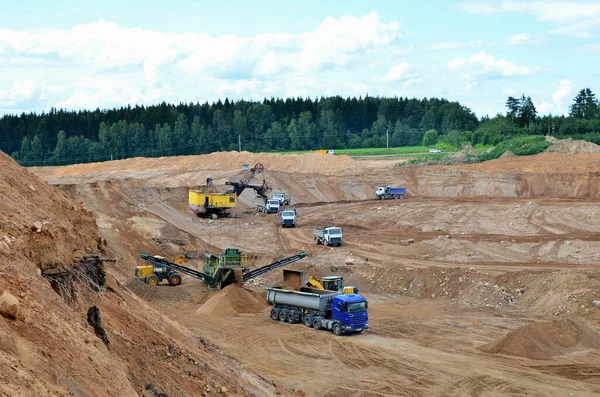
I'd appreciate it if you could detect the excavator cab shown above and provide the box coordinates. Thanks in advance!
[321,276,344,292]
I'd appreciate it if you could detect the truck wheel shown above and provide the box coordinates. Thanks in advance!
[393,194,399,199]
[168,272,182,286]
[312,317,322,330]
[401,195,406,200]
[303,315,313,328]
[271,309,279,321]
[333,323,342,336]
[286,311,296,323]
[278,309,288,322]
[146,274,159,286]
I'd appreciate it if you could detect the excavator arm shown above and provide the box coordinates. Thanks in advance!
[223,163,271,198]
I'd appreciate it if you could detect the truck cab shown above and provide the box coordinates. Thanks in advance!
[375,186,388,198]
[323,227,342,246]
[280,210,296,227]
[331,294,368,333]
[272,192,291,206]
[266,199,280,213]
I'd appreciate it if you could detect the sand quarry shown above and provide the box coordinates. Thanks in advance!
[4,143,599,396]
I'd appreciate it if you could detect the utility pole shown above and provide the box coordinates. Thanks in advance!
[386,129,389,149]
[238,135,241,152]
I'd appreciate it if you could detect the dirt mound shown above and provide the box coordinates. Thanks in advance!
[125,278,193,302]
[196,284,268,317]
[499,150,517,158]
[479,319,600,360]
[32,151,361,182]
[545,138,600,154]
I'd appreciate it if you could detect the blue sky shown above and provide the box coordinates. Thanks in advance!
[0,0,599,118]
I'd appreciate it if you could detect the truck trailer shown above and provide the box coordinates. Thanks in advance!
[375,186,406,200]
[266,287,368,335]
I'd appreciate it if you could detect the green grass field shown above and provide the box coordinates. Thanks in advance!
[271,146,434,158]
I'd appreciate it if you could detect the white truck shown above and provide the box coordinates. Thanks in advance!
[280,210,296,228]
[272,192,291,206]
[256,198,280,214]
[313,226,343,247]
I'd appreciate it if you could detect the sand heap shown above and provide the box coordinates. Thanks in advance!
[499,150,517,159]
[32,150,361,179]
[545,138,600,154]
[196,284,269,317]
[479,319,600,360]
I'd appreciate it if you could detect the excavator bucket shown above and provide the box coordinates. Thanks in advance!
[185,251,197,259]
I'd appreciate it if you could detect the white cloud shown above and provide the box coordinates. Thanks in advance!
[429,40,484,50]
[461,1,600,38]
[536,79,575,115]
[378,62,410,82]
[578,43,600,52]
[448,52,541,85]
[506,33,536,45]
[0,12,403,114]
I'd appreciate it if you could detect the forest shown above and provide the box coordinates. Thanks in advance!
[1,89,599,166]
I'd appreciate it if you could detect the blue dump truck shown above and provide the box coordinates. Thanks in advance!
[266,287,368,335]
[375,185,406,200]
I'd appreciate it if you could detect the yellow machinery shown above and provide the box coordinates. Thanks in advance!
[135,250,197,286]
[188,163,269,219]
[315,150,327,154]
[283,270,358,294]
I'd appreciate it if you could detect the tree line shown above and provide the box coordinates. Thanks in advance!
[1,89,599,166]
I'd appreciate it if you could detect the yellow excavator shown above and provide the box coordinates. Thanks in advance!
[283,270,358,294]
[188,163,270,219]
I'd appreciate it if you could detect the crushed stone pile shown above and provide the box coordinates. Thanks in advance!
[196,284,268,317]
[545,138,600,154]
[479,319,600,360]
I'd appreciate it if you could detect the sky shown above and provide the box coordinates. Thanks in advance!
[0,0,599,118]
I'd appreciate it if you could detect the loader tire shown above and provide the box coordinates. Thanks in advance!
[146,274,159,286]
[168,272,182,286]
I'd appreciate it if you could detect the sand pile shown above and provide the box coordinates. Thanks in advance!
[32,151,361,179]
[545,138,600,154]
[499,150,517,159]
[125,278,193,302]
[196,284,268,317]
[460,152,600,173]
[479,319,600,360]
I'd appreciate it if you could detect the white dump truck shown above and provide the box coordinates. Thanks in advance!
[256,198,280,213]
[272,192,291,206]
[280,209,296,227]
[313,226,343,246]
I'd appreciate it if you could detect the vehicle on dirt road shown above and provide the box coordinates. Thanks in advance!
[313,226,343,246]
[375,186,406,200]
[280,209,296,227]
[256,198,280,213]
[272,192,291,206]
[266,287,368,335]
